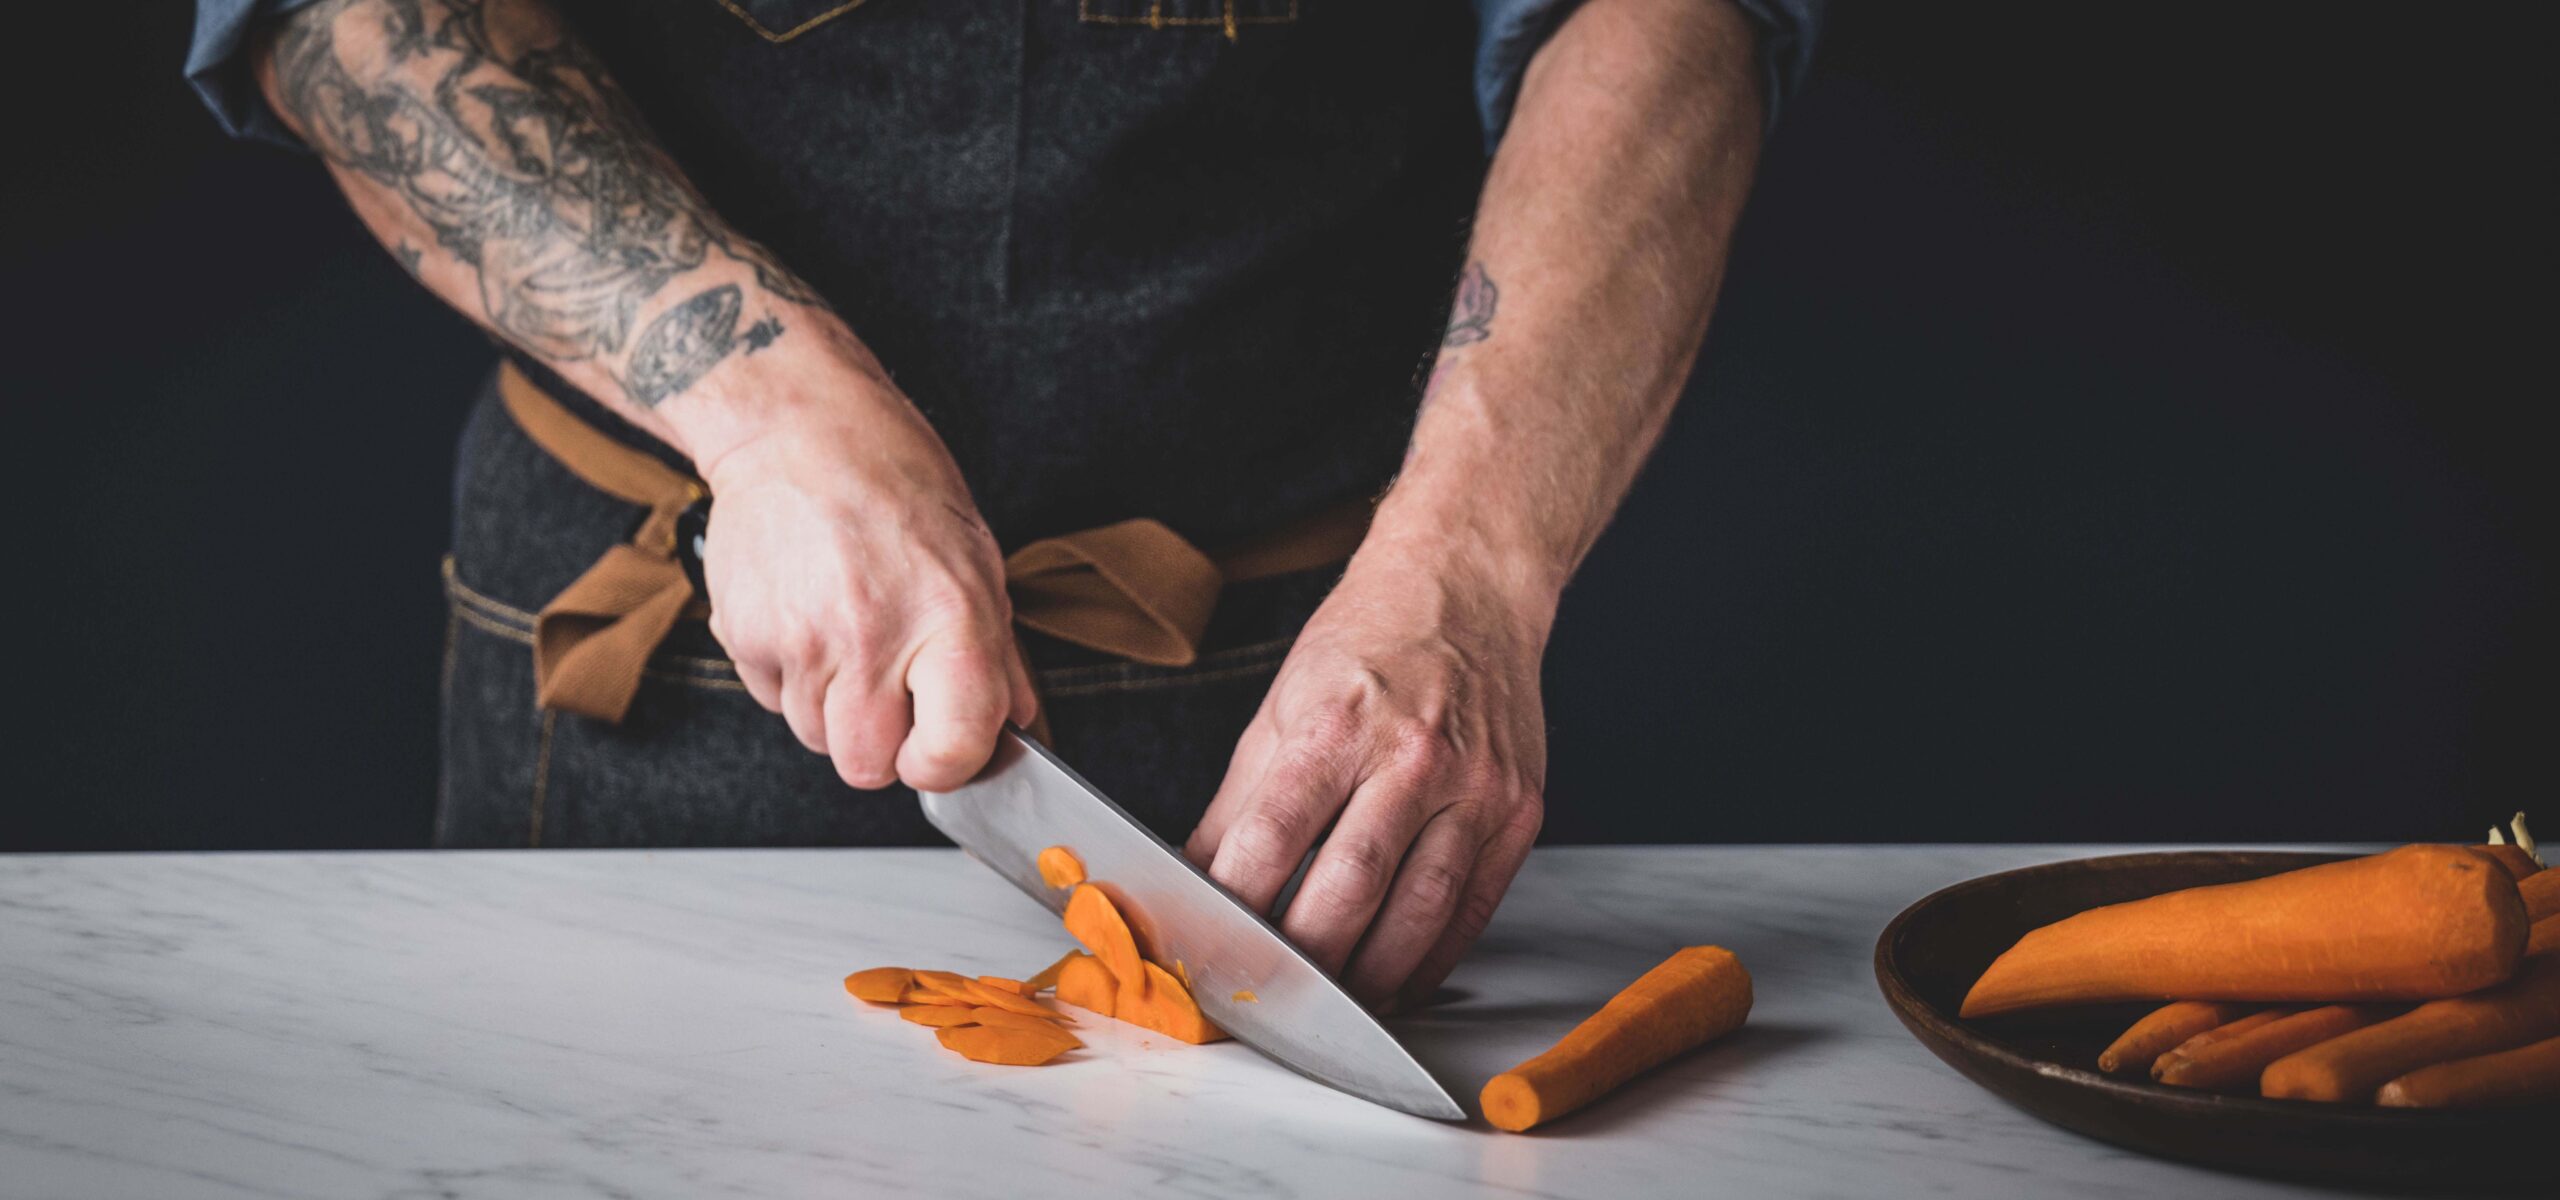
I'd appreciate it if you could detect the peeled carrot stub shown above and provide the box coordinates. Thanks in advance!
[977,976,1025,994]
[970,1007,1086,1043]
[1037,846,1088,889]
[937,1022,1080,1066]
[1482,946,1754,1133]
[962,978,1073,1022]
[1120,961,1228,1044]
[1055,952,1119,1018]
[845,968,914,1004]
[1065,885,1149,999]
[1021,952,1078,995]
[901,1004,983,1028]
[1960,845,2531,1018]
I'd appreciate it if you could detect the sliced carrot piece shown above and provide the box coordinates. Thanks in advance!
[970,1007,1086,1043]
[1232,990,1259,1003]
[977,976,1025,994]
[960,978,1072,1021]
[899,987,974,1007]
[1065,885,1148,1000]
[912,969,977,998]
[1121,961,1228,1044]
[1037,846,1087,889]
[844,968,913,1004]
[900,1004,982,1028]
[937,1022,1080,1066]
[1055,952,1119,1018]
[1021,952,1077,995]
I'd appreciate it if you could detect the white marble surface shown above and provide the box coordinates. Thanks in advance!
[0,845,2398,1199]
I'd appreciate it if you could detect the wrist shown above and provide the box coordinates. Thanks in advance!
[1352,484,1567,650]
[657,327,932,487]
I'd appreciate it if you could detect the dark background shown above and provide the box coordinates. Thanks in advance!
[4,4,2545,850]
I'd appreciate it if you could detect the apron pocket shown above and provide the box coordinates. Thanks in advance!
[711,0,880,43]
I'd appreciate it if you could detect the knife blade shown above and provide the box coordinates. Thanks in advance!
[919,728,1464,1120]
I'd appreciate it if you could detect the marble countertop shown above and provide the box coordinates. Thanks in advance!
[1,845,2397,1199]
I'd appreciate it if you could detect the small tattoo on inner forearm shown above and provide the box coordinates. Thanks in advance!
[741,316,784,354]
[393,242,423,276]
[624,285,743,407]
[1441,260,1498,348]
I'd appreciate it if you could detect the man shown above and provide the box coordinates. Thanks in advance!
[188,0,1816,1011]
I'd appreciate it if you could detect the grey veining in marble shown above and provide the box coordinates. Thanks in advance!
[0,846,2405,1198]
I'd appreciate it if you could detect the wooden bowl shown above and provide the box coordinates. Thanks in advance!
[1874,851,2552,1190]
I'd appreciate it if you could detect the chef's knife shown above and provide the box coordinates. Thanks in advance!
[919,727,1464,1120]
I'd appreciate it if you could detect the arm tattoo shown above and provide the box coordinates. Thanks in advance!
[269,0,819,405]
[1440,260,1498,348]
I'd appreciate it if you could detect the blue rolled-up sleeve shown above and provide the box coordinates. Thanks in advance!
[1472,0,1828,150]
[187,0,330,148]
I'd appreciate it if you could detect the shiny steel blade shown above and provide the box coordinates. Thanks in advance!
[920,728,1463,1120]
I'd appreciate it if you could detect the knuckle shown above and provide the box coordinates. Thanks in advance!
[1225,809,1309,877]
[1403,858,1470,914]
[1449,888,1503,941]
[1312,840,1397,907]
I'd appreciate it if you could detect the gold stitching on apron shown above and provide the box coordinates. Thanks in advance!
[710,0,876,44]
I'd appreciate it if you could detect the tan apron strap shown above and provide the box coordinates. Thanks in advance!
[500,362,705,722]
[493,363,1371,728]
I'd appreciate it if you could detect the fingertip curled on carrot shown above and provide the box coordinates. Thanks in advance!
[1480,946,1753,1133]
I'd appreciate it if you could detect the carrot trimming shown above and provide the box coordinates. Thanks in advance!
[2096,1002,2253,1074]
[937,1022,1080,1065]
[1036,846,1087,889]
[2153,1005,2395,1091]
[1960,845,2529,1017]
[844,967,913,1004]
[1480,946,1753,1133]
[1021,952,1077,995]
[900,1004,982,1028]
[2261,956,2560,1102]
[2375,1034,2560,1109]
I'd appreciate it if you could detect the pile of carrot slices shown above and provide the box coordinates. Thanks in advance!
[1972,813,2559,1108]
[842,845,1229,1066]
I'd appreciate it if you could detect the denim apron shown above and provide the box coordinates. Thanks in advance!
[439,0,1486,847]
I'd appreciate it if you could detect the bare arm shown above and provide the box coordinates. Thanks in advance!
[258,0,1032,789]
[1188,0,1765,1007]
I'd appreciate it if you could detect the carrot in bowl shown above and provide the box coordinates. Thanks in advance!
[2375,1034,2560,1109]
[2096,1002,2255,1074]
[2153,1005,2396,1091]
[1960,845,2529,1018]
[2260,955,2560,1102]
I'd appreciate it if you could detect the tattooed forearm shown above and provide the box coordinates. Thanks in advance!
[1440,261,1498,348]
[266,0,817,405]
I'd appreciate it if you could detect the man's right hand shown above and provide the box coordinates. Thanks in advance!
[689,375,1035,794]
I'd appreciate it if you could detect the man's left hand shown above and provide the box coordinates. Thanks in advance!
[1184,546,1548,1011]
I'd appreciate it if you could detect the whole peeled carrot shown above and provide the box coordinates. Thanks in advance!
[2096,1001,2253,1074]
[2153,1005,2395,1091]
[2261,955,2560,1102]
[1961,845,2529,1018]
[1480,946,1752,1132]
[2376,1034,2560,1109]
[2521,870,2560,922]
[2528,914,2557,958]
